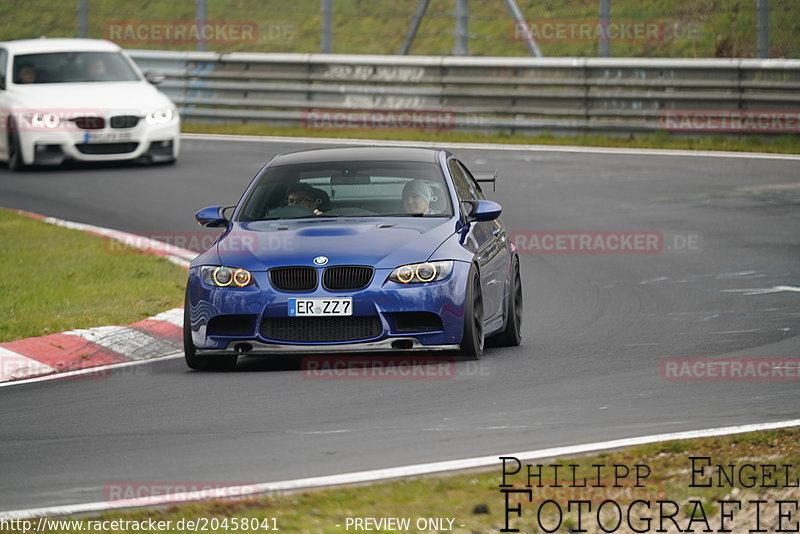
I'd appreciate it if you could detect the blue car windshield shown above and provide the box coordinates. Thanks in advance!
[237,161,454,221]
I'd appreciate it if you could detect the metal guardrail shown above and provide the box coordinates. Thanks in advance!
[129,50,800,135]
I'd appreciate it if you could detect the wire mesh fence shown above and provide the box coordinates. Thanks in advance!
[0,0,797,58]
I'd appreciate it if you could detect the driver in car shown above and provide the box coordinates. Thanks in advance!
[85,58,113,81]
[286,183,324,215]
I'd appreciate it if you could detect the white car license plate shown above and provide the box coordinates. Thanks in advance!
[83,131,132,143]
[288,298,352,317]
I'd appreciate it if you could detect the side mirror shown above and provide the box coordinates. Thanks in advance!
[195,206,229,227]
[463,200,502,222]
[144,71,165,85]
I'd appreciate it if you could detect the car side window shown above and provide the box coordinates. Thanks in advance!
[0,49,7,90]
[447,159,475,201]
[456,160,486,201]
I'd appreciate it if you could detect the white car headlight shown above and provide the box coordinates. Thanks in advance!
[389,261,454,284]
[145,107,174,125]
[23,112,61,129]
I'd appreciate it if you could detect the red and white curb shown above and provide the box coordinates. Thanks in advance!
[0,308,185,383]
[1,209,197,383]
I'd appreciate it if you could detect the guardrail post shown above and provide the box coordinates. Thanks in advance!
[736,59,744,112]
[581,59,590,133]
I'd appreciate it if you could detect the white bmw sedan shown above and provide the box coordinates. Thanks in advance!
[0,38,180,170]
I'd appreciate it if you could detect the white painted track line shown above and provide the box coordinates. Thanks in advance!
[0,353,184,389]
[1,418,798,520]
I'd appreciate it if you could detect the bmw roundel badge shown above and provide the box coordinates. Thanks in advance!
[313,256,329,266]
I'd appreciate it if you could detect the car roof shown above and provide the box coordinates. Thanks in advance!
[0,38,122,55]
[270,146,445,166]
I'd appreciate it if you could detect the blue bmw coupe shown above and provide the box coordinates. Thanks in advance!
[185,146,522,370]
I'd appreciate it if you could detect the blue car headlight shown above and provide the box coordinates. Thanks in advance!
[389,261,453,284]
[200,266,255,287]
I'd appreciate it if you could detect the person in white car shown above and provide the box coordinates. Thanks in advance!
[0,38,180,171]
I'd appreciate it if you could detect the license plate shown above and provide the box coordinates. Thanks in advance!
[83,131,132,143]
[288,298,352,316]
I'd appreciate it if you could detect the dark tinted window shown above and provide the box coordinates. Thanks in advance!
[447,159,484,200]
[448,159,477,201]
[0,49,7,89]
[457,160,486,200]
[12,51,140,84]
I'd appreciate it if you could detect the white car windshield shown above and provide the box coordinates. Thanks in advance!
[12,51,140,84]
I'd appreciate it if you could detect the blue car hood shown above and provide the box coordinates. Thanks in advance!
[212,217,457,270]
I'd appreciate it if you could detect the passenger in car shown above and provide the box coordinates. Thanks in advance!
[16,64,36,84]
[402,179,433,214]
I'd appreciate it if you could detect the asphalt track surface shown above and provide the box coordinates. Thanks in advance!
[1,137,798,512]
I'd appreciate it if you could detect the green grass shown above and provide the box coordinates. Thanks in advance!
[0,209,186,342]
[2,0,798,57]
[184,122,800,154]
[7,427,797,533]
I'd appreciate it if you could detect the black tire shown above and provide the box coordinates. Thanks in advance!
[459,265,484,360]
[492,256,523,347]
[184,287,237,371]
[7,121,25,172]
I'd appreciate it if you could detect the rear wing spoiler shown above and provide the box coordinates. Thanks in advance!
[473,169,497,192]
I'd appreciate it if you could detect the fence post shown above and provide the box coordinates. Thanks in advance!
[598,0,611,57]
[77,0,88,38]
[453,0,469,56]
[321,0,333,53]
[399,0,430,55]
[196,0,207,51]
[503,0,542,57]
[757,0,769,58]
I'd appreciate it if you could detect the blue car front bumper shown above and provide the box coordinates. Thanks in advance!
[186,262,471,355]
